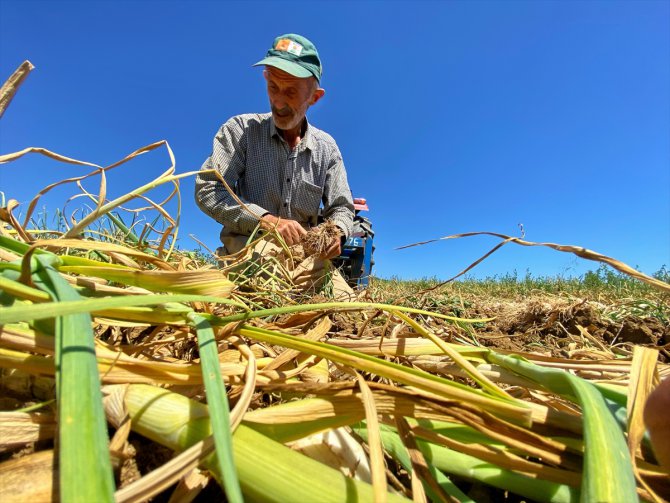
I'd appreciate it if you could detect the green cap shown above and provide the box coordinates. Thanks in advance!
[253,33,322,82]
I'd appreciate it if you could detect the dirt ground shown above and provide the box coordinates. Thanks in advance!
[465,296,669,360]
[328,290,669,362]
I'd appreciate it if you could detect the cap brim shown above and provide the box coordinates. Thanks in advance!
[253,56,313,78]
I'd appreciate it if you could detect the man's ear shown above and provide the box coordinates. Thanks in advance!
[310,88,325,105]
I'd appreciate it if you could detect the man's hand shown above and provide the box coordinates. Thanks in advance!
[260,214,306,246]
[320,234,342,260]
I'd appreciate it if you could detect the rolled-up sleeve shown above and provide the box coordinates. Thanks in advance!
[322,148,354,238]
[194,117,267,235]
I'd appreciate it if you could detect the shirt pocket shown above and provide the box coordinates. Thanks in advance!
[293,179,323,224]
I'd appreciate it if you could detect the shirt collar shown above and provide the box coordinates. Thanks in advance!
[269,115,315,151]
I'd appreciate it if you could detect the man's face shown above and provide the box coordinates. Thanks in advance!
[265,66,319,131]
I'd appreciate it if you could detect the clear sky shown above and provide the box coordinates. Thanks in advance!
[1,0,668,281]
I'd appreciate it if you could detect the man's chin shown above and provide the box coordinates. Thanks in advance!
[272,114,300,131]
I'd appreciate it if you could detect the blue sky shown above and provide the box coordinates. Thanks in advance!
[1,0,668,281]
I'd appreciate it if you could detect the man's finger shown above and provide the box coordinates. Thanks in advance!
[275,219,303,246]
[290,224,306,244]
[294,223,308,236]
[320,237,341,259]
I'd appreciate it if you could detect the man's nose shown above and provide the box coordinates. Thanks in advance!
[270,94,286,109]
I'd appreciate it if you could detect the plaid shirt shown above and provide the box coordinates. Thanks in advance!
[195,113,354,238]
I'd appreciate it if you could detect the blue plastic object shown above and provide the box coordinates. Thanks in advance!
[336,234,373,287]
[332,212,374,288]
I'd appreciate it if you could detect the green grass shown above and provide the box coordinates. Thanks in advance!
[372,265,669,305]
[367,266,670,338]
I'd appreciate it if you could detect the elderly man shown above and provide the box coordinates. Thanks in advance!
[195,33,355,297]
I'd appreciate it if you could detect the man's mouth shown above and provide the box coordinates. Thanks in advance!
[272,107,292,117]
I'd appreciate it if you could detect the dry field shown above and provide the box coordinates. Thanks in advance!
[1,259,668,502]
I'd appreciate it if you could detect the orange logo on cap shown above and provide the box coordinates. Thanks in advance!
[275,39,303,56]
[276,39,291,51]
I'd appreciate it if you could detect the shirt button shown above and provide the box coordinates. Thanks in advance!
[286,178,291,182]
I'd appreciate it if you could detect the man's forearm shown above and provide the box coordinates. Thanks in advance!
[195,171,267,235]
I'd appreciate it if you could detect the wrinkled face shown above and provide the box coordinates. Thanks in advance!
[264,66,319,131]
